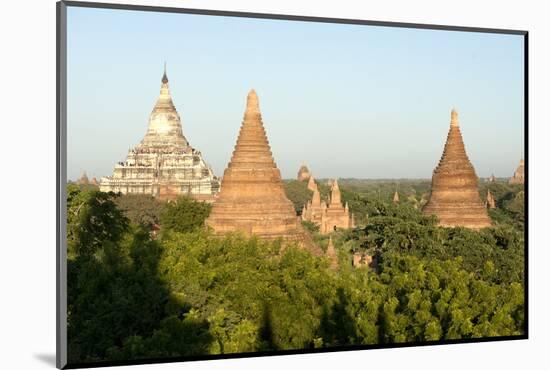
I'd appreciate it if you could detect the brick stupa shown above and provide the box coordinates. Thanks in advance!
[422,109,491,229]
[206,90,316,247]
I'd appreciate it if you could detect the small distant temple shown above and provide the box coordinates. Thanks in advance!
[99,67,220,201]
[301,178,354,234]
[488,174,496,183]
[509,158,525,185]
[422,109,491,229]
[75,172,89,185]
[205,90,320,254]
[326,236,338,269]
[75,172,99,187]
[393,190,400,203]
[297,164,311,182]
[486,189,496,209]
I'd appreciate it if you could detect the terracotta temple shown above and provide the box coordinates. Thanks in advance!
[422,109,491,229]
[205,90,318,250]
[509,158,525,185]
[99,67,220,201]
[302,178,354,234]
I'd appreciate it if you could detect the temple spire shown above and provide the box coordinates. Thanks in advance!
[307,176,318,192]
[451,108,459,127]
[330,179,341,206]
[246,89,260,113]
[162,62,168,84]
[393,190,400,203]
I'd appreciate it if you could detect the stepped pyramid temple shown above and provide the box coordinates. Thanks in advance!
[422,109,491,229]
[205,90,320,252]
[297,164,311,181]
[302,178,354,234]
[99,68,220,201]
[509,158,525,184]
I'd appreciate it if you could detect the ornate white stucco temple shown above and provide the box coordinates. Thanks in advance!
[99,67,220,201]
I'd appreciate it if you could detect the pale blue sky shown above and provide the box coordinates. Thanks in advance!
[67,6,524,180]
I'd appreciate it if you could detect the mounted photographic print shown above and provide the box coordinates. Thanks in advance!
[56,1,527,368]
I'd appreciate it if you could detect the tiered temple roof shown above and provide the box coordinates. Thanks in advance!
[205,90,320,252]
[509,158,525,184]
[99,68,220,201]
[422,109,491,229]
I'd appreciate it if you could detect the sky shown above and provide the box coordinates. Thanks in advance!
[67,6,525,180]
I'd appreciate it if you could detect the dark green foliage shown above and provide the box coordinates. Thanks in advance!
[283,180,313,214]
[66,187,212,364]
[114,194,161,227]
[160,196,212,233]
[480,182,525,229]
[67,184,128,258]
[301,220,320,233]
[66,182,525,363]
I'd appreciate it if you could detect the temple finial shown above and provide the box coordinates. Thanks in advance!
[246,89,260,112]
[451,108,459,127]
[162,62,168,84]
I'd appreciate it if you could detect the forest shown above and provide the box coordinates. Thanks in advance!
[66,179,525,364]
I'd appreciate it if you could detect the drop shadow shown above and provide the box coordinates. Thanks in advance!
[33,353,56,367]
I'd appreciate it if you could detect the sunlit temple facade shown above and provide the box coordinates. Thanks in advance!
[301,178,354,234]
[99,68,220,201]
